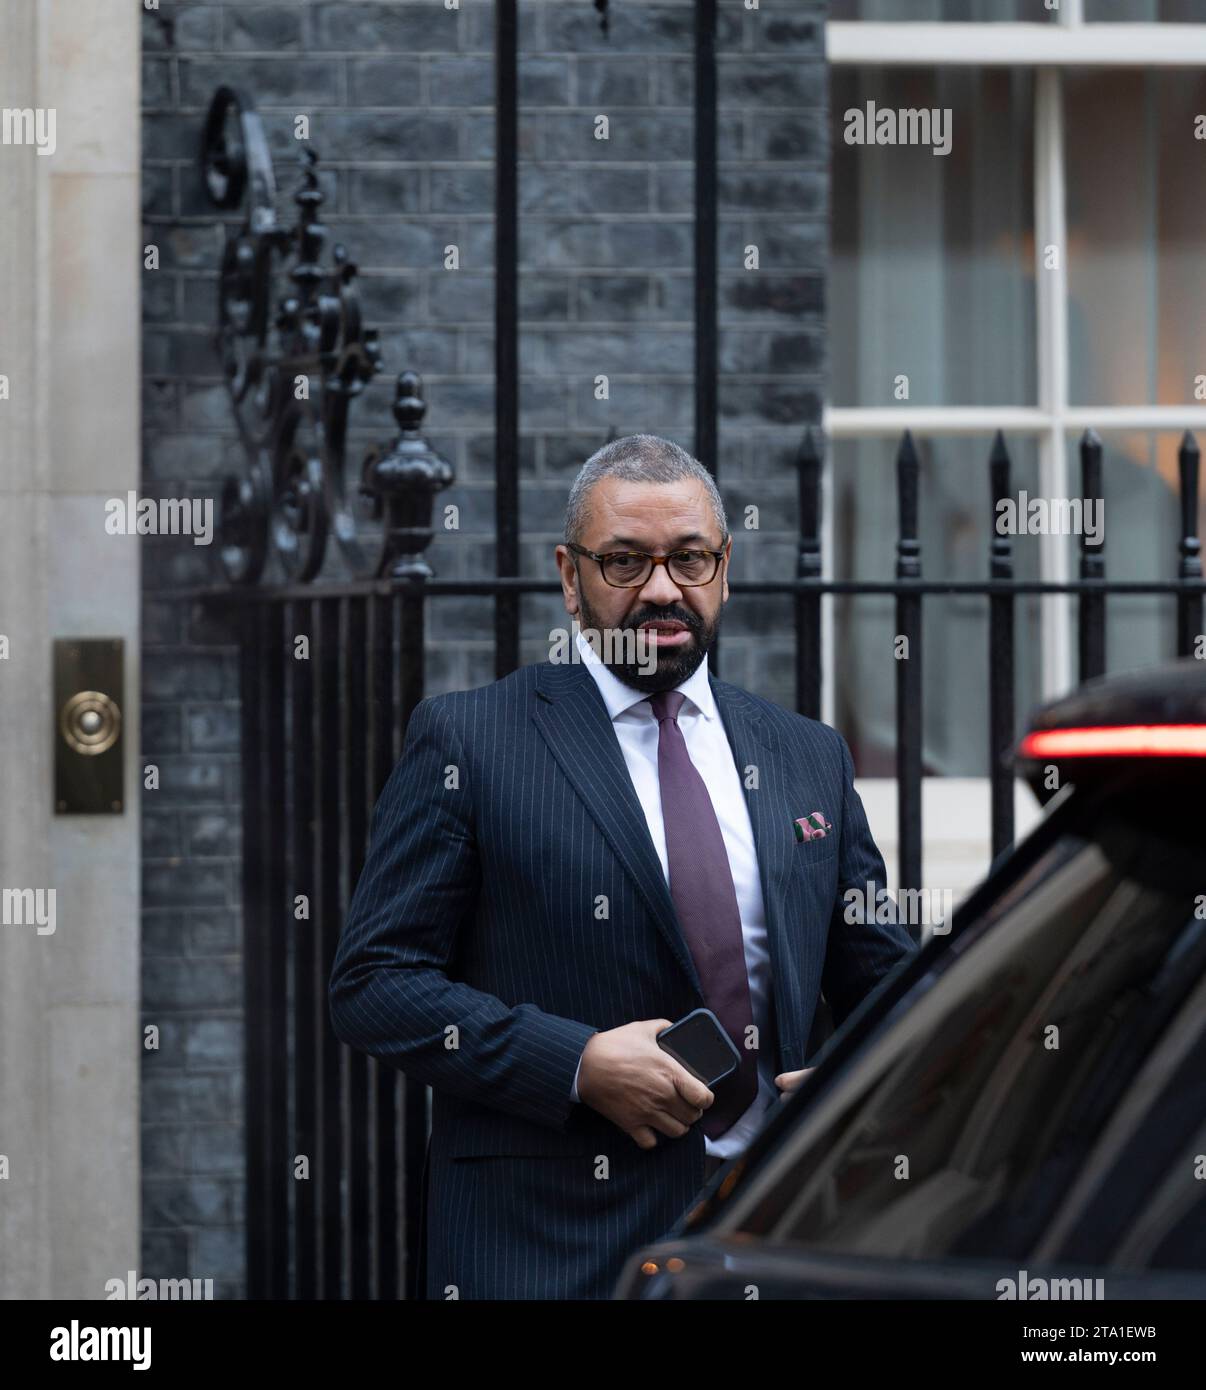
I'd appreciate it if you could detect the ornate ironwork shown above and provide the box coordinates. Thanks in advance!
[362,372,454,580]
[200,86,452,584]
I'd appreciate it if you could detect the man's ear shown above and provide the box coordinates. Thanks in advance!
[555,544,580,616]
[720,535,732,604]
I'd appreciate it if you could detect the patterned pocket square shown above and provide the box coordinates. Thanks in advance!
[793,811,832,843]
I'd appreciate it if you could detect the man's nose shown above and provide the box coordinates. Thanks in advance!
[637,561,683,606]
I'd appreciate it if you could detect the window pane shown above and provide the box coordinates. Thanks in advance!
[832,0,1054,17]
[1059,430,1205,675]
[1066,69,1206,407]
[831,68,1036,408]
[833,435,1044,777]
[1085,0,1206,18]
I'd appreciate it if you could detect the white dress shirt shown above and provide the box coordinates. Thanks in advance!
[568,629,779,1157]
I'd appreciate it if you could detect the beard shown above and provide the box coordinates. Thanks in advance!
[577,588,720,694]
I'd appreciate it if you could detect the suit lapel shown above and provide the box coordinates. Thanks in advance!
[531,661,704,995]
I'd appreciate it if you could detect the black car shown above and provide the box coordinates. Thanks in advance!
[616,661,1206,1300]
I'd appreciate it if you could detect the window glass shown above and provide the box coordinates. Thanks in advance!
[833,434,1044,776]
[1057,430,1206,680]
[831,67,1036,408]
[1066,69,1206,407]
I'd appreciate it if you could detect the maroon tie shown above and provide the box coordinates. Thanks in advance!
[650,690,758,1138]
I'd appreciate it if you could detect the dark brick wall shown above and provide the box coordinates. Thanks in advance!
[140,0,827,1297]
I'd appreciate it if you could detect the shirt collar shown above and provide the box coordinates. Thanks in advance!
[574,627,716,722]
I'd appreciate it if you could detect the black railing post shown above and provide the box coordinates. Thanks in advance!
[693,0,717,482]
[795,426,822,720]
[368,593,400,1298]
[288,597,318,1298]
[396,587,427,1298]
[255,601,289,1297]
[314,597,343,1298]
[987,431,1015,859]
[1078,428,1106,682]
[362,372,453,581]
[342,597,371,1300]
[895,431,923,899]
[694,0,718,677]
[240,606,269,1297]
[495,0,520,678]
[1177,430,1203,658]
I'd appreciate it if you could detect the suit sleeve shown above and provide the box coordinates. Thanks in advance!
[328,696,597,1133]
[820,731,917,1029]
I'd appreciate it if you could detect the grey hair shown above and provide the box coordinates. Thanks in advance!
[563,434,727,547]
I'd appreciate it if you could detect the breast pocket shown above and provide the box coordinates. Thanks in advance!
[792,840,838,874]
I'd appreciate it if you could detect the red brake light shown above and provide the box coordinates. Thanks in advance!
[1019,724,1206,759]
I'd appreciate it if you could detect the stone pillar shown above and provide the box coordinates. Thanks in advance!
[0,0,141,1299]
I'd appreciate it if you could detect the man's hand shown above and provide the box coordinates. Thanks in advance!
[577,1019,714,1151]
[774,1068,816,1101]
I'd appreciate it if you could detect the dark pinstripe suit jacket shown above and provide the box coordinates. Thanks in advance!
[328,658,915,1300]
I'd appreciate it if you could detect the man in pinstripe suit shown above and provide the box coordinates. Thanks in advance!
[329,434,915,1300]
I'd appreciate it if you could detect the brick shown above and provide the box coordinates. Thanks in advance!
[181,810,241,858]
[143,653,227,702]
[532,326,692,375]
[143,1177,238,1228]
[719,170,826,216]
[222,6,307,53]
[519,57,570,106]
[140,1229,189,1278]
[193,1124,243,1174]
[141,5,221,53]
[192,1228,244,1283]
[428,56,495,107]
[312,4,455,53]
[722,273,825,325]
[574,167,650,217]
[143,810,181,859]
[142,1072,240,1123]
[718,380,825,428]
[187,911,242,956]
[544,4,740,55]
[184,1018,241,1071]
[719,61,826,108]
[345,58,425,107]
[145,433,230,481]
[543,112,693,162]
[347,167,425,216]
[140,1016,187,1064]
[142,1123,191,1178]
[143,755,227,804]
[519,275,572,321]
[143,956,241,1010]
[181,58,340,109]
[576,57,653,108]
[719,328,825,375]
[185,704,240,753]
[143,860,229,910]
[142,58,172,109]
[142,912,189,959]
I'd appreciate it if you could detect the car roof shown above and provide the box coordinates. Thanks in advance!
[1016,658,1206,795]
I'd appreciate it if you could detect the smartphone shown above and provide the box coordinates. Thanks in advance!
[656,1008,742,1089]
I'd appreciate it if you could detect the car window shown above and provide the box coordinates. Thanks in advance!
[718,815,1204,1270]
[1035,962,1206,1271]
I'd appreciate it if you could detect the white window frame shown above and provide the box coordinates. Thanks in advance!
[823,10,1206,720]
